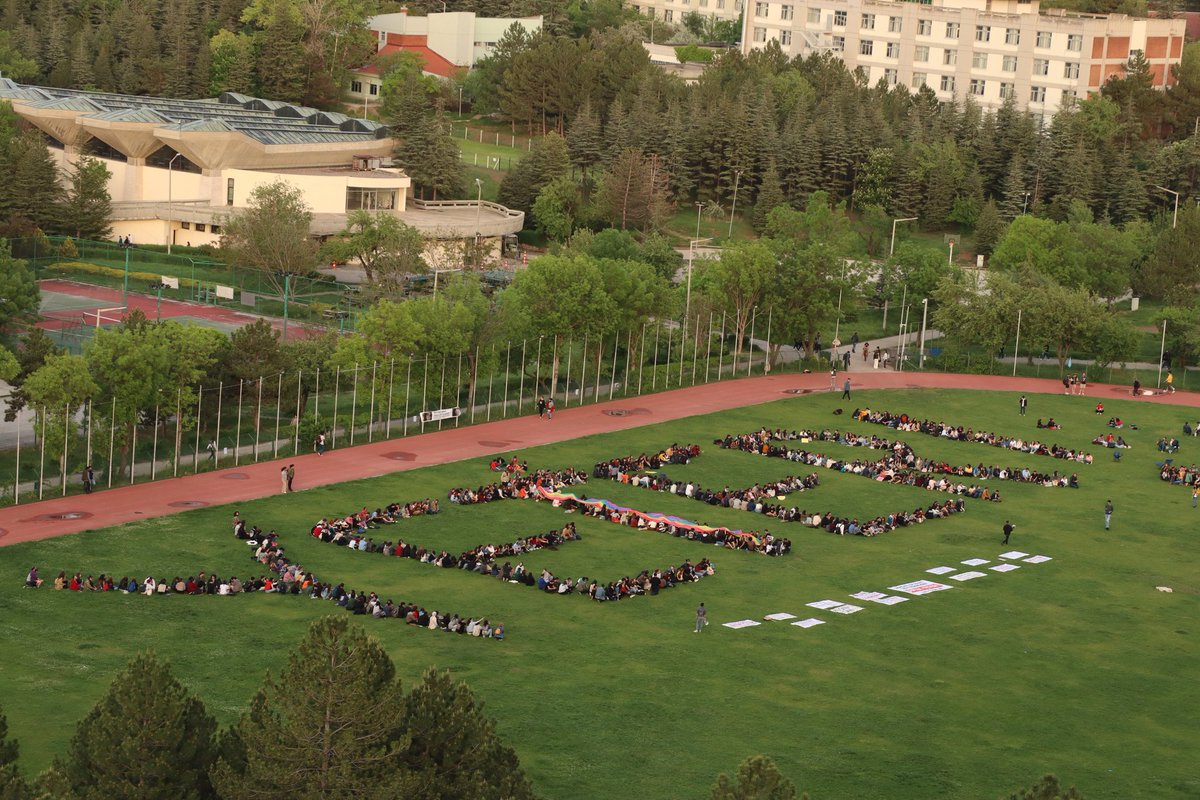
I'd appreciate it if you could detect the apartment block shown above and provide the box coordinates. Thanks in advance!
[741,0,1185,116]
[630,0,745,26]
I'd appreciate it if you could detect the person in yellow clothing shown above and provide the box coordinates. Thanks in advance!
[1166,371,1175,393]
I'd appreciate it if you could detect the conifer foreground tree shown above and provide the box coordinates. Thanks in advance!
[0,707,29,800]
[710,754,804,800]
[57,652,218,800]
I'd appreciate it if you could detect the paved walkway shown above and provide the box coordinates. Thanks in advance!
[2,370,1197,547]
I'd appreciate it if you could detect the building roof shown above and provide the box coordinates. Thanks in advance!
[358,40,460,79]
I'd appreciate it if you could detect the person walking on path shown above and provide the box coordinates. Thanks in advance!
[1133,379,1141,396]
[546,397,555,421]
[1080,373,1087,395]
[829,368,838,392]
[207,439,217,464]
[537,397,546,418]
[280,466,288,494]
[81,465,94,494]
[286,464,295,492]
[1019,395,1027,416]
[842,350,851,371]
[1104,499,1114,530]
[1002,520,1015,545]
[315,432,326,456]
[1166,371,1175,394]
[694,602,708,633]
[841,378,852,400]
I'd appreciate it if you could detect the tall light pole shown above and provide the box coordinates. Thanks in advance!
[1153,185,1180,229]
[695,201,704,239]
[889,217,917,258]
[1158,319,1168,388]
[167,152,183,254]
[833,259,848,343]
[918,297,929,368]
[1022,192,1030,215]
[685,237,712,324]
[458,85,463,116]
[728,169,742,239]
[948,239,955,265]
[474,178,483,226]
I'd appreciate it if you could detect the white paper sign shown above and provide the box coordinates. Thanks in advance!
[999,551,1029,559]
[792,618,825,628]
[926,566,956,575]
[961,558,990,566]
[950,571,987,581]
[1024,555,1053,564]
[807,599,844,610]
[722,619,761,629]
[830,604,863,614]
[990,563,1020,573]
[871,595,909,605]
[764,612,797,621]
[850,591,887,601]
[890,580,954,596]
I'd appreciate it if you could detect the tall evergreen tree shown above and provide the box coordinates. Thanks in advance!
[710,754,801,800]
[566,98,604,178]
[0,131,64,236]
[57,652,218,799]
[62,157,112,241]
[212,616,417,799]
[0,706,30,800]
[973,199,1005,256]
[752,159,786,233]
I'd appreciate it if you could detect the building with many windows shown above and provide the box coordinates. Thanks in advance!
[629,0,745,26]
[741,0,1186,116]
[0,80,523,248]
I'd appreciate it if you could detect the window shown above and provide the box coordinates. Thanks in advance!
[780,4,793,19]
[1030,85,1046,103]
[884,68,898,85]
[755,2,768,16]
[886,42,900,58]
[1003,55,1017,72]
[888,16,902,32]
[368,83,378,96]
[969,78,986,96]
[1064,62,1079,79]
[1036,30,1051,48]
[664,9,673,21]
[753,26,766,42]
[209,224,220,235]
[780,30,792,45]
[1067,33,1082,51]
[859,39,874,55]
[945,22,959,39]
[915,45,929,62]
[1005,28,1020,45]
[833,9,846,26]
[1033,58,1049,76]
[940,75,956,92]
[807,7,821,22]
[346,187,397,211]
[861,13,875,29]
[1000,82,1014,99]
[975,25,990,42]
[917,19,932,35]
[350,80,362,93]
[972,52,987,69]
[226,178,234,206]
[832,35,845,50]
[1063,88,1077,102]
[195,223,206,233]
[180,221,190,230]
[943,48,957,65]
[912,72,927,88]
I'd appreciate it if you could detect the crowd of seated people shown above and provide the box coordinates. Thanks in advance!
[1159,462,1200,487]
[1156,437,1181,453]
[532,558,717,602]
[54,517,503,639]
[593,444,703,476]
[447,466,588,505]
[853,409,1093,464]
[719,427,1070,492]
[1093,433,1132,449]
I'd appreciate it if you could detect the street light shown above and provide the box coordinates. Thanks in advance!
[918,297,929,368]
[1153,185,1180,229]
[1022,192,1030,215]
[167,152,183,254]
[695,201,704,239]
[728,169,742,239]
[685,237,712,324]
[889,217,917,258]
[474,178,483,226]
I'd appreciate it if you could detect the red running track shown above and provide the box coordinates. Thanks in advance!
[2,370,1197,547]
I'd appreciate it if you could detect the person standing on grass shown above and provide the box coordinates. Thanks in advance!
[1104,499,1114,530]
[287,464,295,492]
[1191,486,1197,509]
[694,602,708,633]
[1019,395,1027,416]
[1002,520,1014,545]
[841,378,851,400]
[280,466,288,494]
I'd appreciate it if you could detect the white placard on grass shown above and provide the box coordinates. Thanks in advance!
[807,599,844,610]
[962,558,990,566]
[872,595,909,605]
[1024,555,1053,564]
[792,618,825,629]
[722,619,761,629]
[926,566,956,575]
[764,612,797,621]
[950,571,987,581]
[990,563,1020,573]
[890,580,954,596]
[850,591,887,601]
[999,551,1029,559]
[830,604,863,614]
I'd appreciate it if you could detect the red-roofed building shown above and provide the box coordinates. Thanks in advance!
[349,10,542,101]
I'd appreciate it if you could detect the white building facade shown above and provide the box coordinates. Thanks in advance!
[741,0,1186,116]
[629,0,745,25]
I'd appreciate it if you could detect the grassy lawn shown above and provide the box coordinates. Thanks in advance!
[663,207,756,246]
[2,388,1199,799]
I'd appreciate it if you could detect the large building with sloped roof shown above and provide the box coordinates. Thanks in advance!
[0,80,523,248]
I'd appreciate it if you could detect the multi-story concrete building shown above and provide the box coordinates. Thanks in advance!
[629,0,745,26]
[741,0,1186,117]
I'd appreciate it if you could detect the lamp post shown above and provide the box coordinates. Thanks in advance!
[458,85,463,116]
[833,259,848,343]
[694,201,703,239]
[889,217,917,258]
[474,178,483,226]
[918,297,929,368]
[167,152,183,255]
[1022,192,1030,215]
[1153,185,1180,229]
[685,237,712,324]
[948,239,955,265]
[728,169,742,239]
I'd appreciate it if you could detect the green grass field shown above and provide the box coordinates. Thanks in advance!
[1,387,1198,799]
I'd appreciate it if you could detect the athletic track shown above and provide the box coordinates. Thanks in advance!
[2,371,1197,547]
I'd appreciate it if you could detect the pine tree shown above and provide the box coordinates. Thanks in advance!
[63,157,113,241]
[752,159,787,233]
[57,652,218,799]
[497,132,570,213]
[566,98,604,178]
[212,616,416,800]
[999,156,1029,220]
[0,131,65,236]
[973,199,1005,256]
[423,105,466,200]
[710,755,801,800]
[69,30,95,89]
[254,0,306,102]
[402,668,537,800]
[0,706,30,800]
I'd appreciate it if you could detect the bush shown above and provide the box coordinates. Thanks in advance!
[48,261,199,290]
